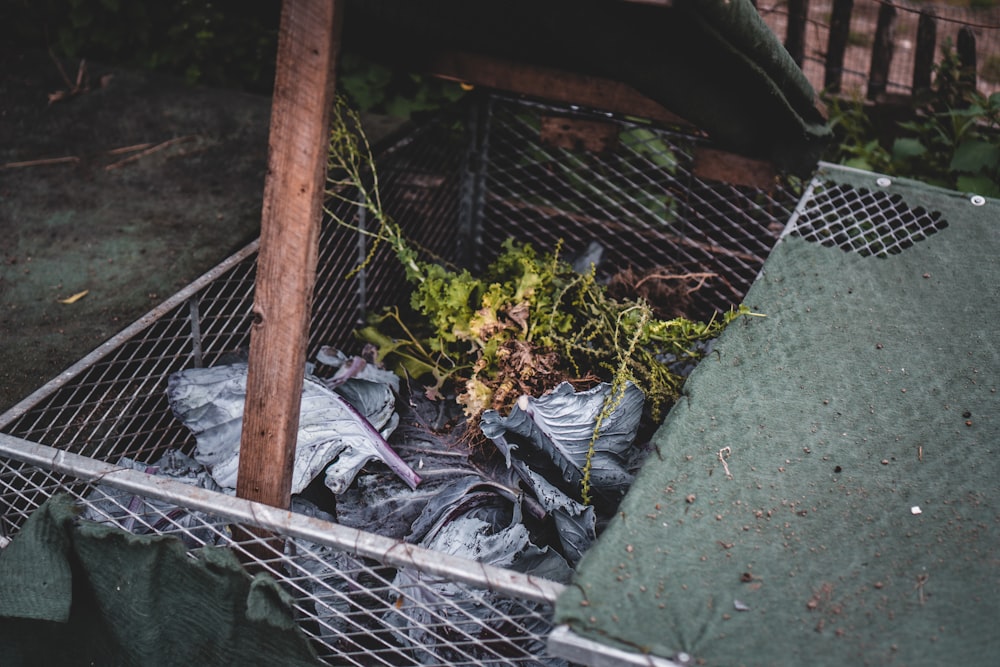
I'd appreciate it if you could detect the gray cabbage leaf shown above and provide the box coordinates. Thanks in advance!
[479,381,643,508]
[167,362,419,494]
[404,475,534,546]
[315,346,401,393]
[284,497,383,642]
[516,465,596,567]
[82,449,224,547]
[385,488,571,666]
[332,393,498,538]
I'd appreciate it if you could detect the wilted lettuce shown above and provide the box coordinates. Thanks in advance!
[166,362,420,494]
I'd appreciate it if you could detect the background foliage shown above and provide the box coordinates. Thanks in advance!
[2,0,463,114]
[2,0,281,93]
[6,0,997,193]
[823,39,1000,197]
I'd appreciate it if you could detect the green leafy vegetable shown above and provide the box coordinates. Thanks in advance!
[325,99,752,500]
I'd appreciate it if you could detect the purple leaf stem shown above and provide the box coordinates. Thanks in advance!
[331,391,422,490]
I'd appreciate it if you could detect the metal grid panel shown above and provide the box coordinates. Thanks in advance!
[311,118,467,354]
[548,165,988,667]
[0,435,561,666]
[2,252,259,462]
[784,170,950,257]
[0,94,800,666]
[478,98,799,319]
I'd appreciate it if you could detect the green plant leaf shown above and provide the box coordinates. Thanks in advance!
[946,105,986,118]
[892,137,927,160]
[619,127,678,171]
[950,140,1000,174]
[956,174,1000,198]
[895,120,919,132]
[843,156,874,171]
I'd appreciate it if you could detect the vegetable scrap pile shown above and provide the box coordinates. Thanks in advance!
[91,101,752,663]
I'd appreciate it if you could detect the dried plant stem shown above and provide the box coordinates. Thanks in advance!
[581,305,648,505]
[105,135,197,171]
[635,271,718,292]
[0,156,80,170]
[718,446,733,479]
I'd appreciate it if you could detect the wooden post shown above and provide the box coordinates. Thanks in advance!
[957,26,978,95]
[913,9,937,96]
[824,0,854,94]
[236,0,343,510]
[867,2,897,101]
[785,0,809,68]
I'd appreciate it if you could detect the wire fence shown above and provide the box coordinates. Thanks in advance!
[757,0,1000,99]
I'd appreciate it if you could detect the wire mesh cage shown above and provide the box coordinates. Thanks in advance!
[782,162,956,257]
[0,93,800,666]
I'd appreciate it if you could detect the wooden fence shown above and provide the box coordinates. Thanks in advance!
[755,0,1000,101]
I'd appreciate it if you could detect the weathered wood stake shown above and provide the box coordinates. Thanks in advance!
[236,0,342,510]
[785,0,810,68]
[957,26,978,94]
[913,9,937,95]
[823,0,854,94]
[867,2,897,100]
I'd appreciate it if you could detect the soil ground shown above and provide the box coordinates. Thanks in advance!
[1,49,273,412]
[0,47,410,415]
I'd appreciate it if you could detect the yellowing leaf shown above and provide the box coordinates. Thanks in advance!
[58,290,89,304]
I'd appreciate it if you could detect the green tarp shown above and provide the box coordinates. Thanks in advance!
[555,171,999,665]
[0,494,324,667]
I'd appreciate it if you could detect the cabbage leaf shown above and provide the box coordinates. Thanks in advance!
[167,362,420,494]
[480,381,643,509]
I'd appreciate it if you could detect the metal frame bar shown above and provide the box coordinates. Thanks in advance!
[547,625,687,667]
[0,431,564,605]
[0,93,808,666]
[0,241,259,430]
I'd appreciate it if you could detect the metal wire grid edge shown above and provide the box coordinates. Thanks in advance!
[776,173,824,245]
[777,161,962,257]
[0,98,798,667]
[0,239,260,432]
[777,161,894,245]
[479,96,798,320]
[0,431,565,606]
[0,114,444,437]
[546,626,685,667]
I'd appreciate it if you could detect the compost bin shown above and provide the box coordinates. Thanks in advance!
[0,93,799,665]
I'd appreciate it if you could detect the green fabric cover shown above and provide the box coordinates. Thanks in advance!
[0,494,325,667]
[555,176,999,665]
[343,0,831,174]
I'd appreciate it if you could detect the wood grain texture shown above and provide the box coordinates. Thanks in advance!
[236,0,342,509]
[692,146,778,191]
[867,2,897,101]
[424,50,691,128]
